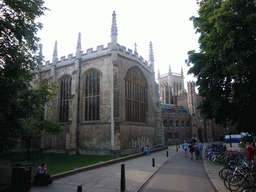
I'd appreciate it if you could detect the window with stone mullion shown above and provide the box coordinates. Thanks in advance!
[59,76,72,122]
[125,67,147,123]
[84,71,100,121]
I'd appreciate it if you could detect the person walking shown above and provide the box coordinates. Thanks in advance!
[198,140,203,158]
[246,142,256,164]
[182,141,188,157]
[188,142,195,159]
[194,143,200,159]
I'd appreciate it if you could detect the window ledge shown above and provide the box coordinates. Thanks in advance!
[59,120,72,125]
[81,120,101,125]
[123,122,148,126]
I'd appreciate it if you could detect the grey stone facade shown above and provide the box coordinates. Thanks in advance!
[32,11,164,156]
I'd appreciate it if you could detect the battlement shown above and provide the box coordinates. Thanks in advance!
[117,44,151,70]
[160,71,182,78]
[40,42,152,72]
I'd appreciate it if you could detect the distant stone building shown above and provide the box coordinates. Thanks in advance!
[32,11,164,155]
[158,68,236,143]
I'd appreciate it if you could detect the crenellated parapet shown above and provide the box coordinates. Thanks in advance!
[39,42,152,72]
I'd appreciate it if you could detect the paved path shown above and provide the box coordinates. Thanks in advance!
[139,151,216,192]
[30,147,177,192]
[29,143,242,192]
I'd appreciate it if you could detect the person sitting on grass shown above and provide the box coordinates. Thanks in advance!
[34,163,53,186]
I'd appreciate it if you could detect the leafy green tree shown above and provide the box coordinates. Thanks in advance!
[21,118,62,160]
[0,0,48,152]
[186,0,256,133]
[19,81,61,160]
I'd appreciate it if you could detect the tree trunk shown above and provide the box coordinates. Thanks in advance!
[26,137,31,161]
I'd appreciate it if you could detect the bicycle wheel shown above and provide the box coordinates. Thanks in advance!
[219,167,232,179]
[228,174,246,191]
[241,186,256,192]
[224,173,233,190]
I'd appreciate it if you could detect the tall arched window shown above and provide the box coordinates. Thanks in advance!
[125,67,147,123]
[181,120,185,127]
[163,120,167,127]
[169,120,173,127]
[176,120,179,127]
[187,121,190,127]
[59,76,72,122]
[84,70,100,121]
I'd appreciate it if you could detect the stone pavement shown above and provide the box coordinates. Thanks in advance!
[30,143,241,192]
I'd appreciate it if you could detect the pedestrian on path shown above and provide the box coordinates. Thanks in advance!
[246,142,256,164]
[198,140,203,158]
[194,143,200,159]
[182,141,188,157]
[188,142,195,159]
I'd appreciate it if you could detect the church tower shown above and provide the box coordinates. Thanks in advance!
[187,81,197,137]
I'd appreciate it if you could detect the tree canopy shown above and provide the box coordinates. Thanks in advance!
[186,0,256,133]
[0,0,49,152]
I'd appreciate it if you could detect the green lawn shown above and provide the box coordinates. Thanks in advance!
[0,151,116,188]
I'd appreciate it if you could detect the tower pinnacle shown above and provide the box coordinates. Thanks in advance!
[111,11,118,50]
[149,41,155,78]
[76,32,81,58]
[52,41,58,64]
[39,44,43,65]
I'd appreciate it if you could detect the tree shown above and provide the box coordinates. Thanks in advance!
[19,81,61,160]
[186,0,256,133]
[21,119,61,160]
[0,0,48,152]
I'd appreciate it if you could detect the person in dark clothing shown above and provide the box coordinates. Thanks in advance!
[34,163,53,186]
[188,142,195,159]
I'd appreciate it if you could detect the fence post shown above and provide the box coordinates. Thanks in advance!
[77,185,82,192]
[167,151,169,157]
[152,158,155,167]
[121,164,126,192]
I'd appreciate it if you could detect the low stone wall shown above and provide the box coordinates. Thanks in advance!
[50,146,167,180]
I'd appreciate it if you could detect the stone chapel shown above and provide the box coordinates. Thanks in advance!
[33,11,164,155]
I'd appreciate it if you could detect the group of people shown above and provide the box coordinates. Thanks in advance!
[183,139,203,160]
[183,138,256,163]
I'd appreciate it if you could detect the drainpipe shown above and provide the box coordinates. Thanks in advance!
[76,58,81,154]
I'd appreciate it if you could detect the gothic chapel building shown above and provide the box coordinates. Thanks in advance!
[33,12,164,155]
